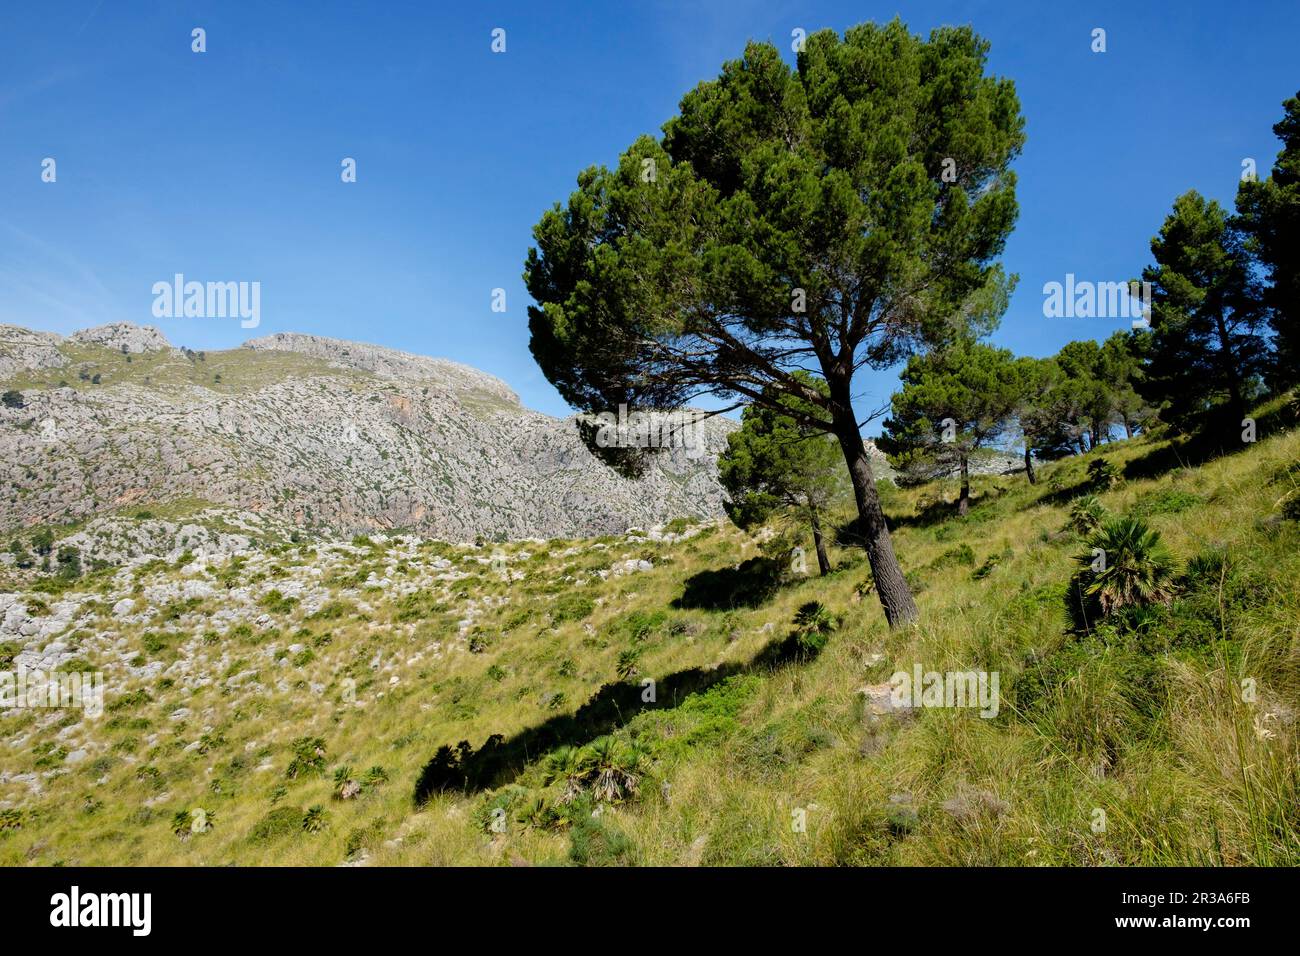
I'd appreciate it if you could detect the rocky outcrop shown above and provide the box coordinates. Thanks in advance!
[244,332,518,404]
[0,325,65,381]
[70,323,174,354]
[0,323,735,541]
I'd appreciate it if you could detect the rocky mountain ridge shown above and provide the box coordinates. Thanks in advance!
[0,323,736,541]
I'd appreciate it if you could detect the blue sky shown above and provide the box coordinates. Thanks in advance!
[1,1,1297,431]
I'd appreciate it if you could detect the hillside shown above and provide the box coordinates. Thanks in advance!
[1,396,1295,866]
[0,323,735,542]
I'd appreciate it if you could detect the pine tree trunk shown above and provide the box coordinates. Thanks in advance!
[1123,418,1133,440]
[958,453,971,516]
[1024,446,1036,484]
[1213,312,1247,424]
[829,406,917,628]
[809,506,831,576]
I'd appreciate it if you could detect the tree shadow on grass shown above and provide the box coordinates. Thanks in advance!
[1123,402,1296,482]
[412,627,820,803]
[1031,481,1094,508]
[671,555,788,610]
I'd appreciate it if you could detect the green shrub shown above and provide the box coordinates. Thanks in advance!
[285,736,327,779]
[1087,458,1122,491]
[1067,494,1106,535]
[567,813,637,866]
[1072,516,1178,621]
[1131,488,1202,517]
[928,544,975,569]
[260,590,298,615]
[791,601,837,657]
[249,806,305,842]
[972,546,1012,580]
[550,591,596,624]
[615,649,641,680]
[302,805,328,833]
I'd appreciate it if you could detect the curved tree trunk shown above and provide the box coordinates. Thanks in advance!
[828,406,917,628]
[1023,446,1036,485]
[808,506,832,576]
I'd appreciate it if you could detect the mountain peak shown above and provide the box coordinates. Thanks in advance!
[242,331,518,403]
[71,323,173,354]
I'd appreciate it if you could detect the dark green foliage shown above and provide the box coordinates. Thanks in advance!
[1235,92,1300,388]
[285,736,327,779]
[615,649,640,680]
[880,340,1023,513]
[790,601,837,657]
[29,528,54,556]
[53,545,81,580]
[971,546,1012,580]
[1087,458,1121,491]
[550,591,596,624]
[567,813,637,866]
[249,806,305,842]
[1,390,23,409]
[523,20,1025,628]
[8,540,33,569]
[1067,494,1107,535]
[302,805,328,833]
[928,544,976,570]
[1141,190,1270,426]
[260,590,298,615]
[719,373,844,564]
[1070,517,1178,625]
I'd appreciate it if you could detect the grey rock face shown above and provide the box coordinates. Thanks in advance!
[243,332,517,403]
[1,323,736,541]
[0,325,65,381]
[70,323,174,354]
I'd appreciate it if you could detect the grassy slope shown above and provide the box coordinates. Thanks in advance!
[1,405,1297,866]
[3,341,358,396]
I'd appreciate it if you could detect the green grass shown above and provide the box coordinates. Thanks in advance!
[1,341,357,396]
[0,404,1297,866]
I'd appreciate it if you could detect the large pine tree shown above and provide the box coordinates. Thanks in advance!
[1140,190,1268,428]
[1236,92,1300,388]
[524,21,1025,627]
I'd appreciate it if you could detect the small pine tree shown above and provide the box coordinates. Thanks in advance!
[719,373,846,575]
[880,341,1022,515]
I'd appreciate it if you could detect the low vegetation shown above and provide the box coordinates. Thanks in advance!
[1,397,1296,865]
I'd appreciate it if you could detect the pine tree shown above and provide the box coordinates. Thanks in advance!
[524,21,1025,626]
[1236,92,1300,388]
[719,374,846,575]
[1140,191,1269,429]
[879,341,1022,515]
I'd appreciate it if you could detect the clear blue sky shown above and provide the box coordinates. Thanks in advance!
[2,1,1296,431]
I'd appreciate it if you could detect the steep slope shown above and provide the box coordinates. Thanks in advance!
[0,323,733,541]
[0,399,1295,865]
